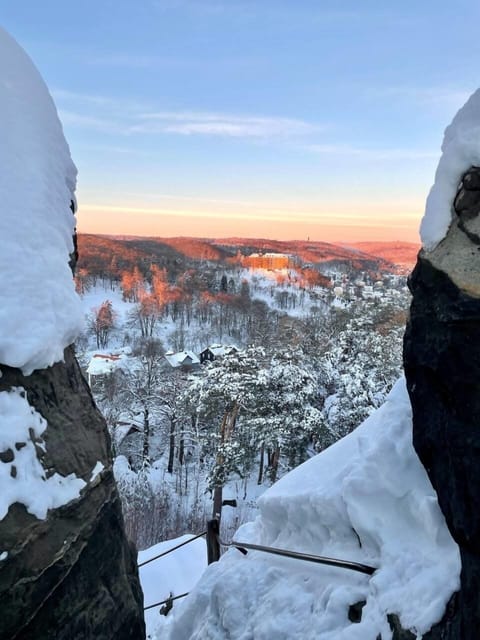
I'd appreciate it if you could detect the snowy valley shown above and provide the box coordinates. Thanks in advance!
[75,235,411,545]
[71,234,419,637]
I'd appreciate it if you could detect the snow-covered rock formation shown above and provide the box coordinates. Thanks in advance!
[405,91,480,639]
[421,89,480,251]
[0,27,144,639]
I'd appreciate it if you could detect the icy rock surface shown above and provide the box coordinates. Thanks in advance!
[0,26,82,374]
[164,379,460,640]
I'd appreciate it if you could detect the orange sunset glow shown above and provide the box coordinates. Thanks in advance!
[77,202,422,243]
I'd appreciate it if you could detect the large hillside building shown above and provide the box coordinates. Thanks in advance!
[244,252,295,270]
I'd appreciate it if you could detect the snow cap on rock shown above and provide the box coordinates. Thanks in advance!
[0,27,82,374]
[421,88,480,250]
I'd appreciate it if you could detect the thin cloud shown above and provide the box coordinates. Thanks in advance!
[118,191,287,208]
[74,143,152,156]
[152,1,364,21]
[54,89,321,140]
[83,53,167,69]
[58,110,121,134]
[133,112,319,137]
[52,89,149,113]
[152,0,252,15]
[79,50,267,72]
[372,86,471,110]
[82,52,215,70]
[305,143,438,161]
[80,203,326,223]
[81,191,424,220]
[52,89,115,106]
[88,190,424,215]
[81,203,402,226]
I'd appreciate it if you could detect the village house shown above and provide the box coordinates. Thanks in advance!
[199,344,238,365]
[86,350,131,387]
[164,350,201,372]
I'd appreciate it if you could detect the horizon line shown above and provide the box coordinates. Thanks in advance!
[77,230,421,246]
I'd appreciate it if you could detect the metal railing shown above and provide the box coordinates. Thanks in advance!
[226,539,376,575]
[138,529,207,568]
[144,592,189,613]
[141,518,377,614]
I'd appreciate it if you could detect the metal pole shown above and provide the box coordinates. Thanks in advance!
[207,518,221,564]
[230,540,376,575]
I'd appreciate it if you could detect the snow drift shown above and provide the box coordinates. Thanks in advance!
[0,27,82,374]
[163,379,460,639]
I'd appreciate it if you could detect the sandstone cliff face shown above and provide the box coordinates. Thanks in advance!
[404,166,480,639]
[0,346,145,640]
[0,346,145,639]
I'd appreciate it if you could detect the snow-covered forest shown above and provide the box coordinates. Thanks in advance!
[75,234,410,548]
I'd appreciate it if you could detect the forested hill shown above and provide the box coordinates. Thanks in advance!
[77,234,418,279]
[344,241,420,271]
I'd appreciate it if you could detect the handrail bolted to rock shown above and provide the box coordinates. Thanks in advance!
[206,518,376,575]
[142,521,377,614]
[228,539,377,575]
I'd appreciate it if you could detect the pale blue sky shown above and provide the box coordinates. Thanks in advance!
[2,1,479,241]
